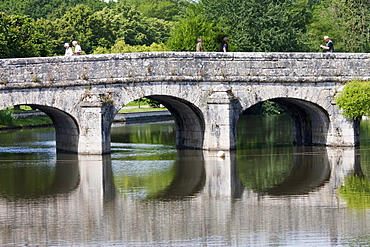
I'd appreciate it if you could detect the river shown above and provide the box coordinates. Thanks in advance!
[0,114,370,246]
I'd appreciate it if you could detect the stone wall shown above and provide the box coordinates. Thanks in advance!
[1,52,370,89]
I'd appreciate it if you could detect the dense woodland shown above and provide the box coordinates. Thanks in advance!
[1,0,370,58]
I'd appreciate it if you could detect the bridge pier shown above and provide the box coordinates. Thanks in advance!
[78,95,114,154]
[327,114,360,147]
[203,85,241,150]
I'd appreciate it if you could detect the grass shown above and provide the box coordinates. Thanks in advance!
[0,116,53,128]
[9,105,34,112]
[0,103,168,128]
[0,106,52,129]
[118,107,167,113]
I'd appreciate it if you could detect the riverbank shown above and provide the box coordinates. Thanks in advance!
[113,110,173,124]
[0,109,173,131]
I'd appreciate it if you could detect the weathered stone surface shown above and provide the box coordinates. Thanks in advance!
[0,52,363,154]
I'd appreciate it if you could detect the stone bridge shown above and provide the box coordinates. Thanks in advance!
[0,52,368,154]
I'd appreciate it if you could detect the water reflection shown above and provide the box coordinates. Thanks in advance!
[262,147,331,196]
[0,147,363,246]
[2,119,370,245]
[0,147,357,202]
[153,149,206,200]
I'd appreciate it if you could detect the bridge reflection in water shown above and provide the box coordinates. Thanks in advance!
[0,147,357,245]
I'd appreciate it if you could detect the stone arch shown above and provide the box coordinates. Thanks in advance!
[16,104,79,153]
[242,98,330,146]
[145,95,205,149]
[270,98,330,145]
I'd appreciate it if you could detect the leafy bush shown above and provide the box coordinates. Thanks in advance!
[245,101,286,116]
[0,109,15,126]
[93,40,167,54]
[336,80,370,119]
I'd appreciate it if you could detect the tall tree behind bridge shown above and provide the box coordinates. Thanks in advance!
[0,12,52,58]
[304,0,370,52]
[200,0,312,52]
[0,0,108,20]
[123,0,189,21]
[166,3,226,51]
[39,2,172,55]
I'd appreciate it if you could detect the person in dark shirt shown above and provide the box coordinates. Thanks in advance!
[219,37,229,52]
[320,36,334,52]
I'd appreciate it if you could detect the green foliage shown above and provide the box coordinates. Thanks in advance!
[166,3,225,51]
[123,0,188,21]
[339,175,370,209]
[0,0,108,20]
[201,0,311,52]
[245,101,286,116]
[0,106,52,128]
[0,109,14,126]
[304,0,370,52]
[4,0,370,57]
[336,80,370,120]
[125,98,161,108]
[13,116,53,127]
[0,12,52,58]
[93,40,167,54]
[44,2,171,55]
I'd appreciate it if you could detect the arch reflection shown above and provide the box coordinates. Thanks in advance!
[237,146,356,197]
[152,149,206,200]
[262,146,331,196]
[0,153,80,198]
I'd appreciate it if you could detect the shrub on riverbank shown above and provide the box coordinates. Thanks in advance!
[336,80,370,120]
[0,109,15,126]
[0,109,52,128]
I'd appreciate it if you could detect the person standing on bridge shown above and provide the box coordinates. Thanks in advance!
[64,43,73,56]
[320,36,334,53]
[219,37,229,52]
[196,38,204,52]
[72,41,82,55]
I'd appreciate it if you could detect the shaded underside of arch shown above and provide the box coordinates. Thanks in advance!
[270,98,330,146]
[27,104,80,153]
[146,95,205,149]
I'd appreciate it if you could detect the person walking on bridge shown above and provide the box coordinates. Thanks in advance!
[219,37,229,52]
[196,38,204,52]
[320,36,334,52]
[72,41,82,55]
[64,43,73,56]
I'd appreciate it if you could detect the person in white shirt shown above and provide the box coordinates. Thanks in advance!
[72,40,82,55]
[64,43,73,56]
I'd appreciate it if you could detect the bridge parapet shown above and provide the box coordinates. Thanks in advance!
[1,52,370,90]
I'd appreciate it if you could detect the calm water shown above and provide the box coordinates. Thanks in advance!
[1,115,370,246]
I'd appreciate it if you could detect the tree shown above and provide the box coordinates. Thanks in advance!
[0,0,108,20]
[166,3,225,51]
[38,4,96,55]
[0,12,52,58]
[304,0,370,52]
[336,80,370,120]
[123,0,188,21]
[201,0,312,52]
[42,3,172,55]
